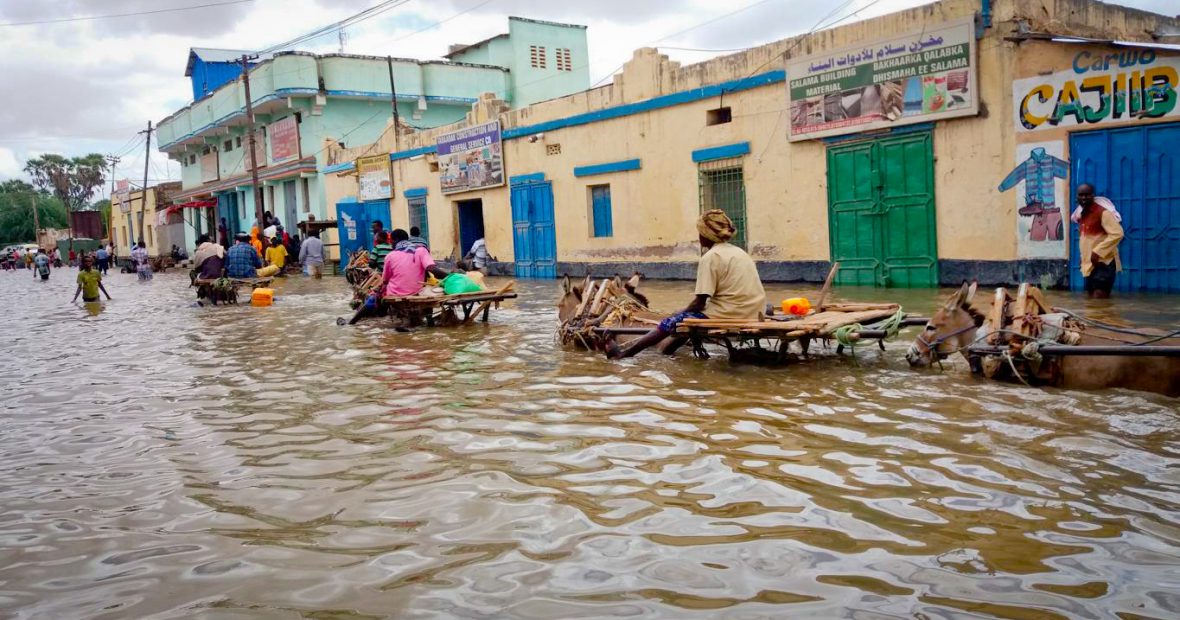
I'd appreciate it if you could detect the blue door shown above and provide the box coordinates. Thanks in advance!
[510,180,557,278]
[336,200,367,273]
[1069,123,1180,292]
[217,192,241,237]
[363,200,390,235]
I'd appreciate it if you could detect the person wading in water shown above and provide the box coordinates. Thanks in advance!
[606,209,766,359]
[1072,183,1124,298]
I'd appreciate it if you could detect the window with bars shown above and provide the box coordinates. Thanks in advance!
[529,45,547,69]
[556,48,573,71]
[697,158,748,250]
[408,196,429,243]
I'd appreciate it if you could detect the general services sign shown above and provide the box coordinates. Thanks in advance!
[786,16,978,141]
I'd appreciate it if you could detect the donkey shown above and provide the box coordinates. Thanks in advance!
[557,273,659,349]
[907,282,1180,397]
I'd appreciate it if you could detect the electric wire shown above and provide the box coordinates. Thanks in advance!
[0,0,255,27]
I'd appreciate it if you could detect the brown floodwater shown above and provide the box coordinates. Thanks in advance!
[1,268,1179,619]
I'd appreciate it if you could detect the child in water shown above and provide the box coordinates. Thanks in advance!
[72,255,112,303]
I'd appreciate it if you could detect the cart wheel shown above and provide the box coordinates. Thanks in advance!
[336,317,346,326]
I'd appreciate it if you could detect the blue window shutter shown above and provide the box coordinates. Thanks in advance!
[591,185,613,238]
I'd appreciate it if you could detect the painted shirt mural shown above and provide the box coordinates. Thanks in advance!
[999,147,1070,242]
[1014,48,1179,133]
[1005,142,1071,259]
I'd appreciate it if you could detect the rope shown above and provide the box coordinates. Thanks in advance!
[1056,308,1180,341]
[834,308,906,354]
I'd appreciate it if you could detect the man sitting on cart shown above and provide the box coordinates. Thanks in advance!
[607,209,765,359]
[382,228,451,297]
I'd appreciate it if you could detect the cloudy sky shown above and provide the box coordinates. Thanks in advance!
[0,0,1174,193]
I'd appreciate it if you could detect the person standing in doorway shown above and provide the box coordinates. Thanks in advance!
[33,248,51,281]
[95,245,110,275]
[218,217,230,249]
[460,234,489,274]
[72,255,112,303]
[298,229,325,279]
[607,210,766,359]
[131,241,152,281]
[1072,183,1124,298]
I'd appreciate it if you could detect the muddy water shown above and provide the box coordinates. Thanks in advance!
[1,269,1179,619]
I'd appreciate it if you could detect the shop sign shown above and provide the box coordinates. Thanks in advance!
[115,179,131,213]
[357,154,392,201]
[437,121,505,194]
[1014,49,1179,132]
[269,116,300,163]
[786,16,978,141]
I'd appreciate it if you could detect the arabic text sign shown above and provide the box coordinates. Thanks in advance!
[1013,49,1179,133]
[436,121,505,195]
[269,116,301,163]
[786,17,978,141]
[356,154,392,201]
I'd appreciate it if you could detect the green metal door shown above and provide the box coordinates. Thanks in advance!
[827,131,937,287]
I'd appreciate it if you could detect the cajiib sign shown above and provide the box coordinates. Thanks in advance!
[1013,48,1178,132]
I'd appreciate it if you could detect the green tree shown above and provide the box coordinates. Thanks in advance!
[0,182,68,244]
[23,153,109,213]
[94,198,112,239]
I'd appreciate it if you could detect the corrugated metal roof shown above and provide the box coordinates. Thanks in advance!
[185,48,273,76]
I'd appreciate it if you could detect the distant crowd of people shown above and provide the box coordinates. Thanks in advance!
[193,210,325,281]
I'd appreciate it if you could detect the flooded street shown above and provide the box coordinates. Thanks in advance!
[1,269,1179,619]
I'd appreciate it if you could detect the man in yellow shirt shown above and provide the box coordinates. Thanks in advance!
[607,209,765,359]
[264,237,287,277]
[1072,183,1124,298]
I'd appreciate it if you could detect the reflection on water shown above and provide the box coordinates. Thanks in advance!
[1,270,1179,618]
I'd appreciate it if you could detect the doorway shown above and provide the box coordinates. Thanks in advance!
[456,199,484,261]
[1069,122,1180,292]
[826,130,937,287]
[283,181,299,229]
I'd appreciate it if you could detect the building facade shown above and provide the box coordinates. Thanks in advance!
[156,17,591,257]
[323,0,1180,292]
[109,182,182,259]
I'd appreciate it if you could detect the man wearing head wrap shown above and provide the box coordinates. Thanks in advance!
[607,210,765,359]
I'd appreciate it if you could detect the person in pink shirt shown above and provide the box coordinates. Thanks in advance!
[382,228,451,297]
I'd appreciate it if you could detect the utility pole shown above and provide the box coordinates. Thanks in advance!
[138,121,153,247]
[387,56,401,153]
[30,194,40,246]
[106,154,120,244]
[241,54,264,238]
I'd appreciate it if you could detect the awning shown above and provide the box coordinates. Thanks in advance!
[179,200,217,209]
[1049,36,1180,52]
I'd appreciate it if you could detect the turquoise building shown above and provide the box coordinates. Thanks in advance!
[156,17,589,248]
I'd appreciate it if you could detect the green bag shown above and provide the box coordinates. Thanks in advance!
[441,273,483,295]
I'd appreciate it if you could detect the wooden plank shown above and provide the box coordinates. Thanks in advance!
[573,280,598,319]
[986,287,1008,345]
[1011,283,1030,340]
[815,261,840,311]
[462,281,516,325]
[589,278,611,316]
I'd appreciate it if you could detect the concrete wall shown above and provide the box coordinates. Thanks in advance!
[323,0,1179,285]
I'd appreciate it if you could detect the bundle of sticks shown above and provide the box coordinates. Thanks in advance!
[344,250,372,287]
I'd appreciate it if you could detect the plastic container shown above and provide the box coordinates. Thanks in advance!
[781,297,811,316]
[251,288,274,307]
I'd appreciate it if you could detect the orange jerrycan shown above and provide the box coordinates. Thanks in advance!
[781,297,811,316]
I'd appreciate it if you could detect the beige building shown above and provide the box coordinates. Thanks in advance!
[323,0,1180,292]
[110,182,182,259]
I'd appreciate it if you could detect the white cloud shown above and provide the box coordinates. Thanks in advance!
[0,147,23,179]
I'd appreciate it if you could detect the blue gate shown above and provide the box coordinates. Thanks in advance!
[510,179,557,278]
[1069,123,1180,293]
[335,199,366,273]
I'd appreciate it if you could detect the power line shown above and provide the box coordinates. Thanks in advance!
[0,0,255,27]
[257,0,414,54]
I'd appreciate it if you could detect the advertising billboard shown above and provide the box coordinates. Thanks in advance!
[437,120,504,194]
[269,115,301,163]
[357,154,392,201]
[786,16,978,141]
